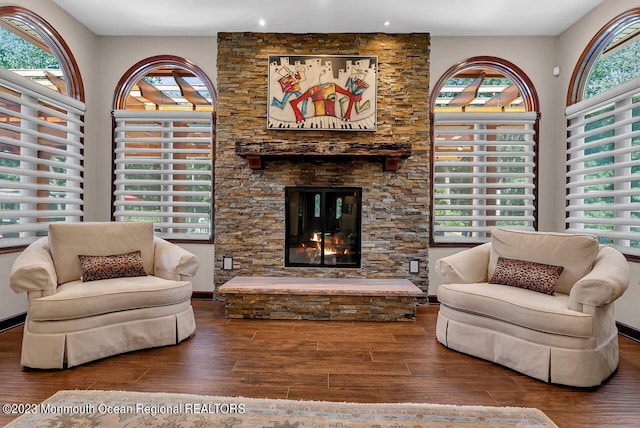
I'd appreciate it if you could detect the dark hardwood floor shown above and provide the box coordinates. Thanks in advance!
[1,300,639,427]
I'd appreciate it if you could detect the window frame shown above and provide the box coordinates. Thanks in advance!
[566,9,640,261]
[567,8,640,106]
[0,6,84,101]
[429,56,540,247]
[112,55,216,243]
[0,6,84,253]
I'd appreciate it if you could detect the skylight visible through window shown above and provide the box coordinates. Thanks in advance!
[0,17,65,94]
[434,69,524,113]
[127,67,214,111]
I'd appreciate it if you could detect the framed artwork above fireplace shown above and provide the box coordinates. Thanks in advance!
[285,187,362,268]
[268,55,377,131]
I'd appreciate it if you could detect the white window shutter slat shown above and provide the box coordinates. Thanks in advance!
[565,76,640,256]
[432,112,537,243]
[112,110,213,240]
[0,69,85,248]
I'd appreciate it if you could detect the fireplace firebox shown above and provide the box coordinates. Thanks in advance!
[285,187,361,268]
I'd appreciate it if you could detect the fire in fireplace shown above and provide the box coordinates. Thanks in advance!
[285,187,361,267]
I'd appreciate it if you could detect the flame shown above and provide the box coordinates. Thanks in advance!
[302,233,350,260]
[324,234,347,256]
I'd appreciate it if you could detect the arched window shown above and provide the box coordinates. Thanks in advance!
[0,7,85,249]
[566,9,640,258]
[569,9,640,103]
[112,56,216,241]
[430,56,540,245]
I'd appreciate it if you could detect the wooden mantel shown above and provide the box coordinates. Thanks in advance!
[235,140,412,171]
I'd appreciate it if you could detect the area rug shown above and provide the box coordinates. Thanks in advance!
[5,389,558,427]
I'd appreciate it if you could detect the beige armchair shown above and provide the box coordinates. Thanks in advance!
[435,229,629,387]
[9,221,198,369]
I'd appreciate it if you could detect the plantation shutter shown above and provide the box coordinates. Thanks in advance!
[565,76,640,256]
[0,67,85,248]
[432,112,537,244]
[112,110,213,240]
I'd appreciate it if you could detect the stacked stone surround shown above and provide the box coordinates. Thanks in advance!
[218,277,424,321]
[223,294,419,321]
[215,32,431,295]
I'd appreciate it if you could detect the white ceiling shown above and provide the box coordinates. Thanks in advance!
[51,0,604,37]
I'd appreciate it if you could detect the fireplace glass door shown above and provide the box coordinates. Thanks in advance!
[286,187,361,267]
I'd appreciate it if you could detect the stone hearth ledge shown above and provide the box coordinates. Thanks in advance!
[218,276,424,296]
[218,277,424,321]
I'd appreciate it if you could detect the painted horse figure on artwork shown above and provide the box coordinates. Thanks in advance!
[290,82,357,122]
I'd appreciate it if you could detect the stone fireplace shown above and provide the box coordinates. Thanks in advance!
[215,32,430,295]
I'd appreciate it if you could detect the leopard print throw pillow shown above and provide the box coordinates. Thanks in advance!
[489,257,564,295]
[78,251,147,282]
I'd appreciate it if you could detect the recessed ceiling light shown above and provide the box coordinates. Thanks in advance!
[384,21,390,26]
[259,18,266,27]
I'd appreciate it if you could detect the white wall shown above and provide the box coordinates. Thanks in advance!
[429,0,640,331]
[428,35,561,298]
[89,36,218,222]
[0,252,25,321]
[0,0,99,321]
[91,36,218,292]
[0,4,217,322]
[1,0,638,329]
[556,0,640,329]
[430,35,563,233]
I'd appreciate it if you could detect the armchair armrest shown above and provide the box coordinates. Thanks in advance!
[435,242,491,284]
[9,237,57,295]
[570,246,629,307]
[153,237,200,280]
